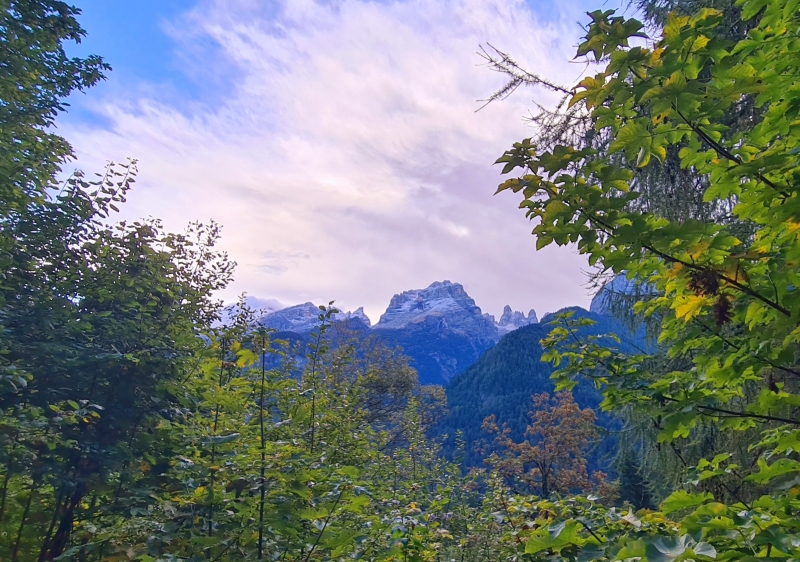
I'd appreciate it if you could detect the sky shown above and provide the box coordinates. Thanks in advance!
[62,0,624,323]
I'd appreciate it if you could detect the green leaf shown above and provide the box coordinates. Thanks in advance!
[693,542,717,558]
[660,490,713,514]
[338,465,360,478]
[616,539,646,559]
[746,457,800,484]
[740,0,770,20]
[525,520,583,554]
[608,122,648,160]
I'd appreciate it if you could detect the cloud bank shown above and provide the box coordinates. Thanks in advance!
[66,0,600,321]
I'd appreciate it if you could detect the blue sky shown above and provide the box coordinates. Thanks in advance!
[66,1,223,120]
[69,1,195,83]
[61,0,613,321]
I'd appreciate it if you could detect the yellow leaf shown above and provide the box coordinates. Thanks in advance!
[667,262,684,279]
[664,13,690,40]
[665,71,686,87]
[652,112,669,125]
[650,47,665,64]
[688,240,710,259]
[691,34,710,51]
[675,295,706,320]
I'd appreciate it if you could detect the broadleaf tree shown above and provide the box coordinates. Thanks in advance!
[494,0,800,557]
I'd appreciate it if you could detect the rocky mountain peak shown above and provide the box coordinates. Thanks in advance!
[335,306,371,327]
[374,280,495,336]
[496,305,538,335]
[259,303,371,332]
[258,302,320,333]
[247,281,539,385]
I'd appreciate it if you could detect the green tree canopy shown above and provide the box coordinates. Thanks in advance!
[0,0,108,215]
[495,0,800,557]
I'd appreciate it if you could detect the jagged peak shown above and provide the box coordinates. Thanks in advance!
[250,281,539,338]
[336,306,371,327]
[375,280,489,332]
[496,304,538,335]
[257,302,371,332]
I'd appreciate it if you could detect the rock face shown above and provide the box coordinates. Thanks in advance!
[336,307,371,327]
[372,281,501,385]
[253,281,539,386]
[258,302,322,333]
[375,281,497,338]
[496,305,538,335]
[259,303,371,332]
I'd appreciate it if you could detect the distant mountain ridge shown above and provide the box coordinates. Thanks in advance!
[259,302,371,333]
[255,281,538,385]
[250,278,643,474]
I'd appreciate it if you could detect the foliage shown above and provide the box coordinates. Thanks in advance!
[496,0,800,557]
[483,392,616,499]
[7,0,800,559]
[0,165,234,560]
[0,0,109,215]
[616,445,655,509]
[0,3,236,558]
[435,310,636,471]
[634,0,751,39]
[89,305,464,561]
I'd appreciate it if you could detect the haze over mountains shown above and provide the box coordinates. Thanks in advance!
[255,280,540,385]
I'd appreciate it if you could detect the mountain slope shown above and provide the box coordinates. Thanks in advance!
[371,281,499,385]
[435,308,644,468]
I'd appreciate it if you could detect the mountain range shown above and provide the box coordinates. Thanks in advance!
[252,278,643,470]
[257,280,538,385]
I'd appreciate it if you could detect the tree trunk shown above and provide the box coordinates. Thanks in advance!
[42,482,85,560]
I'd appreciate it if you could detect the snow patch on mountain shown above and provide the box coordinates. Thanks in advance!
[244,281,539,385]
[335,307,371,326]
[258,302,320,332]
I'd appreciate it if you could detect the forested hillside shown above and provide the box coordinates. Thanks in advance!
[436,308,642,467]
[3,0,800,560]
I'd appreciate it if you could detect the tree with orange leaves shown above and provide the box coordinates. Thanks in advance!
[482,392,613,499]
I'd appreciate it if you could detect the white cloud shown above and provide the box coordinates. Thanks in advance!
[66,0,600,321]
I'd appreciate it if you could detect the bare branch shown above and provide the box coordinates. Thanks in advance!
[477,44,572,111]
